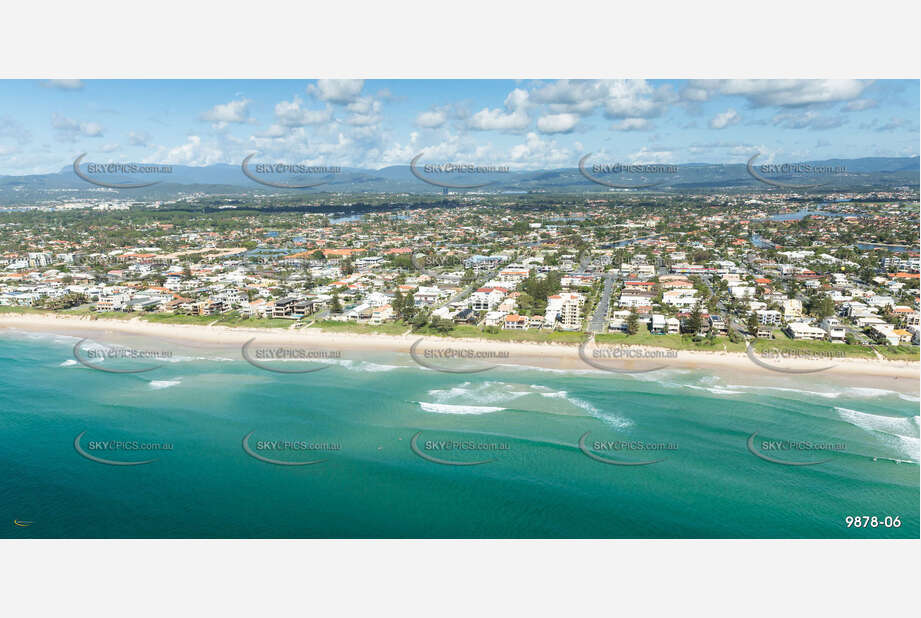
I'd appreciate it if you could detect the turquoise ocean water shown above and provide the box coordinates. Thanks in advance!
[1,329,918,538]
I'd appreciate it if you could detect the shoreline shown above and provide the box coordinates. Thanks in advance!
[1,312,918,394]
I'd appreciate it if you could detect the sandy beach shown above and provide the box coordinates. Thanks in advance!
[1,312,918,394]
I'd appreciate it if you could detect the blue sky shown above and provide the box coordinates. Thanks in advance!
[0,79,917,175]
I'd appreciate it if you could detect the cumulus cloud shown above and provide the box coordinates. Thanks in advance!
[709,108,740,129]
[627,146,674,164]
[873,117,914,132]
[611,118,652,131]
[536,112,579,134]
[469,88,531,132]
[772,111,847,130]
[685,79,871,107]
[0,116,32,145]
[307,79,364,104]
[274,97,333,127]
[201,99,252,129]
[42,79,84,90]
[415,107,449,129]
[128,131,151,147]
[508,132,573,168]
[345,97,382,126]
[51,114,104,141]
[603,80,675,119]
[148,135,224,166]
[843,99,877,112]
[530,80,610,115]
[529,79,676,122]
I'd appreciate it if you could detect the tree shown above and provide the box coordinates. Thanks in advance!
[687,303,703,335]
[626,309,639,335]
[402,292,416,320]
[182,263,192,280]
[393,289,404,318]
[808,293,835,319]
[430,316,455,333]
[746,312,759,337]
[330,294,342,314]
[727,327,742,344]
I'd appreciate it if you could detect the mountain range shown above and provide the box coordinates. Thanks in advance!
[0,156,917,204]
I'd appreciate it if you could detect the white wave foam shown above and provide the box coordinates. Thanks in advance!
[836,407,920,438]
[59,359,79,367]
[427,381,529,405]
[568,396,634,429]
[337,359,401,372]
[684,384,744,396]
[418,402,505,415]
[729,384,918,401]
[149,379,181,390]
[836,406,920,461]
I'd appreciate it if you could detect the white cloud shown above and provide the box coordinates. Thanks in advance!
[148,135,225,166]
[536,113,579,134]
[530,79,675,120]
[128,131,151,147]
[345,97,382,126]
[81,122,104,137]
[255,124,291,139]
[627,146,674,164]
[508,132,572,168]
[772,111,847,130]
[844,99,877,112]
[469,88,530,132]
[686,79,871,107]
[709,108,740,129]
[51,114,104,141]
[274,97,333,127]
[603,80,675,119]
[416,108,449,129]
[307,79,365,104]
[201,99,252,129]
[42,79,84,90]
[612,118,652,131]
[0,116,32,145]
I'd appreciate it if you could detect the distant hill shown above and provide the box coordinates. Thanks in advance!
[0,156,917,204]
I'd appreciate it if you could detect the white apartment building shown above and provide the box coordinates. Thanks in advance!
[820,317,847,342]
[785,322,826,340]
[756,309,782,325]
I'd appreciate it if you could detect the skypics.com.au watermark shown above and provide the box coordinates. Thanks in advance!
[746,152,847,189]
[74,431,172,466]
[409,339,509,374]
[241,338,341,374]
[745,343,845,374]
[411,252,468,278]
[578,153,677,189]
[578,340,677,374]
[72,338,175,373]
[578,431,676,466]
[241,431,339,466]
[241,153,342,189]
[410,430,509,466]
[410,152,509,189]
[747,431,846,466]
[73,153,172,189]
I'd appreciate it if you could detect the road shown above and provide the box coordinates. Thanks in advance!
[588,274,615,333]
[435,265,504,309]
